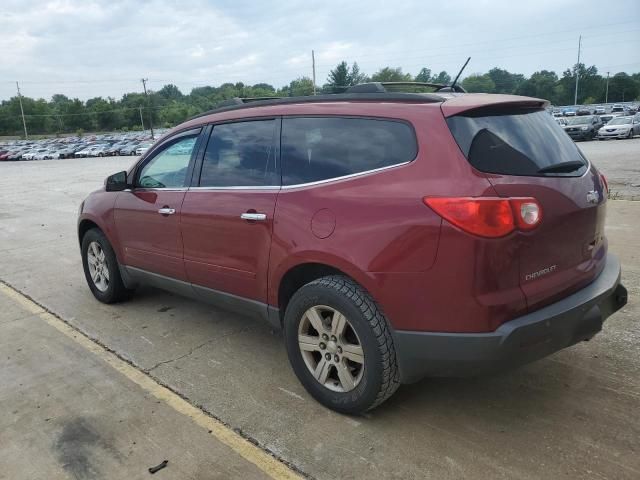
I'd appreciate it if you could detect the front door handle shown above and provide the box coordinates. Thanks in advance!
[240,212,267,221]
[158,207,176,215]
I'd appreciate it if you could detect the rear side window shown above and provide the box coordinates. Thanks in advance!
[447,109,587,176]
[281,117,417,185]
[200,120,278,187]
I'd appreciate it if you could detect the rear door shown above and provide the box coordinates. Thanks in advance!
[445,106,607,311]
[181,118,280,303]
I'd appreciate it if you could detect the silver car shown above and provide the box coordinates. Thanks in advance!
[597,116,640,140]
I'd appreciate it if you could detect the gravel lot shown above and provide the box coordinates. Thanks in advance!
[0,139,638,479]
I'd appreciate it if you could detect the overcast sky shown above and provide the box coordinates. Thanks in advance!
[1,0,639,101]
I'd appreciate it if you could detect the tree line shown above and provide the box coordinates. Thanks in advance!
[1,62,638,137]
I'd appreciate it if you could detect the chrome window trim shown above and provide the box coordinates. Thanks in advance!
[188,185,281,191]
[185,161,411,191]
[127,187,189,192]
[280,161,411,190]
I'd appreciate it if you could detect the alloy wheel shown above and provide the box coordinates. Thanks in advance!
[297,305,365,392]
[86,241,110,292]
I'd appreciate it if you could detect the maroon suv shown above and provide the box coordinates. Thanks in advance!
[78,85,627,413]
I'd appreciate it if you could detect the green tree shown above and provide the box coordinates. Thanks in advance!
[607,73,639,102]
[415,67,432,83]
[461,74,495,93]
[487,68,525,94]
[326,61,367,92]
[431,71,451,84]
[516,70,559,102]
[349,62,367,85]
[371,67,412,82]
[157,84,183,101]
[285,77,315,96]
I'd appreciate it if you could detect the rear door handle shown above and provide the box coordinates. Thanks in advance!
[240,213,267,221]
[158,207,176,215]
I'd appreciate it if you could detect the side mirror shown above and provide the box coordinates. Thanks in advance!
[105,171,129,192]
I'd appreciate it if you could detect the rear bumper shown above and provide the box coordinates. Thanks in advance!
[393,253,628,383]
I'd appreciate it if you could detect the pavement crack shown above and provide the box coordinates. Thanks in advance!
[144,326,253,373]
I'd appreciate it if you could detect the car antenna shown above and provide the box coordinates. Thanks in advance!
[450,57,471,91]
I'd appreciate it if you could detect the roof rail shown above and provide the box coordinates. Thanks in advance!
[213,96,284,108]
[189,92,446,121]
[346,82,467,94]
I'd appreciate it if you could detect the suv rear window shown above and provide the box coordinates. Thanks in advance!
[447,108,588,177]
[281,117,417,185]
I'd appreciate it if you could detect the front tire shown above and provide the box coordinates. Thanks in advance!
[284,275,400,414]
[81,228,133,303]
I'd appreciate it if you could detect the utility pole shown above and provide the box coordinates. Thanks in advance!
[605,72,610,105]
[311,50,317,95]
[574,35,581,106]
[16,82,28,140]
[140,78,154,139]
[138,106,145,131]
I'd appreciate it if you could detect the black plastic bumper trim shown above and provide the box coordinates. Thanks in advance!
[393,253,628,383]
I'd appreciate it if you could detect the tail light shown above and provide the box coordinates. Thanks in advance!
[600,173,608,194]
[423,197,542,238]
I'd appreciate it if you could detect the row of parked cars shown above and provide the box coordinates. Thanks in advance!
[555,112,640,141]
[552,103,639,117]
[0,130,166,161]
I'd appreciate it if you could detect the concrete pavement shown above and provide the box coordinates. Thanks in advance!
[0,155,639,479]
[0,284,297,480]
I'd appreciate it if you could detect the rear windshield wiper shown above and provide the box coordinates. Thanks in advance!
[537,160,586,174]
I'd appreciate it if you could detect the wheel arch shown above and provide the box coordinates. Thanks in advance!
[272,256,377,325]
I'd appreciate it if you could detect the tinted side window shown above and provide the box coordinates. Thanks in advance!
[281,117,417,185]
[200,120,277,187]
[137,136,198,188]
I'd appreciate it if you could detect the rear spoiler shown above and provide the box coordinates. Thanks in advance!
[440,94,549,117]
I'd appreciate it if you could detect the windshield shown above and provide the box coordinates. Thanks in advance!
[608,117,631,125]
[447,108,587,177]
[566,116,592,125]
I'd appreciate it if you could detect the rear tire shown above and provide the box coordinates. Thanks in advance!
[283,275,400,414]
[81,228,133,303]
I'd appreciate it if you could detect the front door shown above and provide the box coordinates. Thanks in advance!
[114,130,201,280]
[181,118,280,303]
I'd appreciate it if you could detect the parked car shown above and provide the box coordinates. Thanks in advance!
[576,107,592,116]
[22,148,49,160]
[611,104,624,113]
[597,116,640,140]
[74,146,95,158]
[77,89,627,413]
[599,114,616,124]
[33,149,57,160]
[135,143,153,156]
[89,144,111,157]
[119,143,140,156]
[563,115,602,141]
[594,106,606,115]
[555,117,568,126]
[564,108,576,116]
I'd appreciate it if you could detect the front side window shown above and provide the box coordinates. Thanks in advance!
[281,117,417,186]
[137,135,198,188]
[199,120,277,187]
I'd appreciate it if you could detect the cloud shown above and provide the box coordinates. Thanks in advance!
[1,0,638,100]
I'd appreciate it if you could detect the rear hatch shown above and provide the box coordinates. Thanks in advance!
[444,100,608,313]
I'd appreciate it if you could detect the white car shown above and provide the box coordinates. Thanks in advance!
[33,150,57,160]
[597,116,640,140]
[135,143,153,156]
[22,148,48,160]
[595,106,606,115]
[75,146,98,158]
